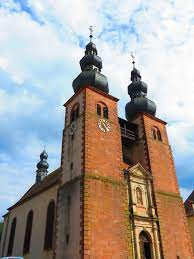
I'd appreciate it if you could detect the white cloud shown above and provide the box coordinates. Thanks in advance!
[0,88,44,115]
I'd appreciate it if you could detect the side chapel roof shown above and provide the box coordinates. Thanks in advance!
[184,190,194,216]
[8,168,61,211]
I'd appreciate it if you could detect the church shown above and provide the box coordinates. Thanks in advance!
[0,31,193,259]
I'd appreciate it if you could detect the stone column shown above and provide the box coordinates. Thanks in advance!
[134,226,141,259]
[153,225,161,259]
[147,179,154,207]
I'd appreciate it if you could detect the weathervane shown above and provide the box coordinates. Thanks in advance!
[131,52,135,68]
[89,26,93,42]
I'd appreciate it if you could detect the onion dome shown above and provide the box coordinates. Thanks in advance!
[85,42,97,55]
[36,149,49,183]
[73,28,109,94]
[125,57,156,121]
[40,150,48,161]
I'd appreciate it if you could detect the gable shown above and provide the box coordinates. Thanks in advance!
[128,163,152,179]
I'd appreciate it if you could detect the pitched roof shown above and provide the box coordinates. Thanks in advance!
[8,168,61,211]
[184,190,194,216]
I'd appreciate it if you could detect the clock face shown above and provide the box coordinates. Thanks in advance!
[98,118,110,132]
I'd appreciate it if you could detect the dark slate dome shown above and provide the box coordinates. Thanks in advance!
[37,160,49,170]
[73,70,109,94]
[80,54,102,71]
[86,42,97,55]
[36,150,49,171]
[131,67,141,81]
[125,63,156,121]
[72,35,109,94]
[40,150,48,160]
[125,96,156,121]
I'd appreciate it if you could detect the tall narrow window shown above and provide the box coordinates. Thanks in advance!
[7,217,16,256]
[71,103,79,122]
[44,201,55,250]
[96,102,108,119]
[97,104,101,116]
[157,129,162,141]
[136,187,143,205]
[103,106,108,119]
[65,196,71,244]
[139,231,152,259]
[23,210,33,254]
[152,127,162,142]
[152,128,156,139]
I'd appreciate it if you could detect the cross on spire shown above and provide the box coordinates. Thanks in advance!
[89,26,93,42]
[131,52,135,68]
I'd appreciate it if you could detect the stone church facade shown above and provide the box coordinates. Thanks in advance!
[0,34,193,259]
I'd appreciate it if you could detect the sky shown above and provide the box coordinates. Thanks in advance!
[0,0,194,219]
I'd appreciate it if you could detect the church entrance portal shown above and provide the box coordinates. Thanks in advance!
[139,231,152,259]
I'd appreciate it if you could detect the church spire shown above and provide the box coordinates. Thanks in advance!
[72,27,109,94]
[125,54,156,121]
[36,148,49,184]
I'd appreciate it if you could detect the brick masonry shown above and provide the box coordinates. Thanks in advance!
[136,113,194,259]
[55,85,193,258]
[82,87,133,258]
[55,86,133,258]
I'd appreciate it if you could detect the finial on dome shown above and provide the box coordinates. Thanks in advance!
[130,52,141,82]
[72,28,109,94]
[131,52,135,69]
[36,149,49,184]
[125,55,157,121]
[89,25,93,42]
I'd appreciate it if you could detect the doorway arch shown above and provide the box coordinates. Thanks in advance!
[139,231,152,259]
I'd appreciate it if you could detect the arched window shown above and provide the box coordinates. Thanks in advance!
[139,231,152,259]
[44,201,55,250]
[7,217,16,256]
[23,210,33,254]
[70,103,79,123]
[139,231,150,243]
[96,102,108,119]
[136,187,143,205]
[152,127,162,142]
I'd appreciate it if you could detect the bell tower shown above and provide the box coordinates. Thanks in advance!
[125,59,193,258]
[55,31,133,258]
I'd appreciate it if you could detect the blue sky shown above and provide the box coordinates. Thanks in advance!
[0,0,194,219]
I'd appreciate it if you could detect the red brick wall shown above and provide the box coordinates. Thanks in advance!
[156,193,193,258]
[84,87,122,180]
[143,114,179,194]
[136,113,193,258]
[82,87,133,258]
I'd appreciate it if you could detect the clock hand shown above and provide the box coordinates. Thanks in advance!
[101,123,106,131]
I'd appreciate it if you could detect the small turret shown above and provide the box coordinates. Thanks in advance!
[73,26,109,94]
[125,54,156,121]
[36,149,49,184]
